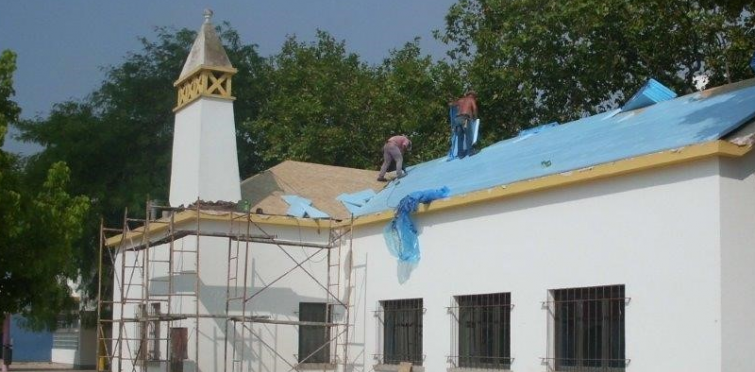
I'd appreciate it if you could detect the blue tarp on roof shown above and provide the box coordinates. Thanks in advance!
[282,195,330,219]
[354,79,755,216]
[622,78,678,111]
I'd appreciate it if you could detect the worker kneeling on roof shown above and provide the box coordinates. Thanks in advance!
[377,135,412,182]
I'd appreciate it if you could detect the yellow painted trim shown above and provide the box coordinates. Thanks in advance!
[172,92,237,113]
[343,140,753,227]
[174,67,236,112]
[105,140,752,246]
[174,65,238,87]
[105,210,329,247]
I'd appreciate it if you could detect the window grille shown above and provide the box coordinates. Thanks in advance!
[449,292,512,370]
[137,303,161,361]
[148,303,161,360]
[544,285,628,371]
[375,299,424,365]
[298,302,333,364]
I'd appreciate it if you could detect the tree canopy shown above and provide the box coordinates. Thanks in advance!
[11,2,755,306]
[438,0,755,140]
[248,32,459,169]
[0,50,89,330]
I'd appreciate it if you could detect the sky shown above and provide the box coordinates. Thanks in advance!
[0,0,458,155]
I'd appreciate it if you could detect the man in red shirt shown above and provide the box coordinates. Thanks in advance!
[377,135,412,182]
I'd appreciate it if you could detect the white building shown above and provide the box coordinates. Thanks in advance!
[102,12,755,372]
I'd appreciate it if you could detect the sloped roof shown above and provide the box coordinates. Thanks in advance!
[240,160,384,220]
[354,78,755,216]
[179,11,234,80]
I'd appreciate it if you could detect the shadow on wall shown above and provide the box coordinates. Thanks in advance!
[148,274,339,371]
[149,275,330,315]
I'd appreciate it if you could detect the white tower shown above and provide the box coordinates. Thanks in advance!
[169,9,242,207]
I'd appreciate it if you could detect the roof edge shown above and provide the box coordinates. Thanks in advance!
[105,139,751,245]
[105,210,334,247]
[346,140,752,227]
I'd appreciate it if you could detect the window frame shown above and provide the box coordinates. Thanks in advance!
[547,285,628,371]
[378,298,424,366]
[297,302,333,365]
[450,292,513,370]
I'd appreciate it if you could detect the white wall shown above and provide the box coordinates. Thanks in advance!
[349,158,725,372]
[112,215,337,372]
[719,150,755,372]
[170,97,241,207]
[113,153,755,372]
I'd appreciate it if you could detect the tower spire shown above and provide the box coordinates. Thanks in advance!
[173,9,236,112]
[169,11,242,207]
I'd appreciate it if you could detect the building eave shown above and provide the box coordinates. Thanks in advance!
[105,210,334,248]
[346,140,752,228]
[106,139,751,246]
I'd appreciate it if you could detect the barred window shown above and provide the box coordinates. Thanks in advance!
[548,285,627,371]
[137,302,161,361]
[298,302,332,364]
[380,298,423,365]
[450,293,512,369]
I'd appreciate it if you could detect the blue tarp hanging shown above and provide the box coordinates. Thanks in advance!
[383,187,450,264]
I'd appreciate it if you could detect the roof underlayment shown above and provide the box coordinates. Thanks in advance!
[354,78,755,216]
[240,160,383,219]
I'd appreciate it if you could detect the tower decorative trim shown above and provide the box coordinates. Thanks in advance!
[173,65,236,112]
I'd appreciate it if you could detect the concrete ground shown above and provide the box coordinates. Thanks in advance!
[5,362,95,372]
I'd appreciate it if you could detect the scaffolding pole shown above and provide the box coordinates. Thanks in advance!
[97,201,355,372]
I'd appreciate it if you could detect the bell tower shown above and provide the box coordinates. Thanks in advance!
[169,9,242,207]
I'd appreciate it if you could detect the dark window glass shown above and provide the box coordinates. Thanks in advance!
[457,293,511,369]
[553,285,625,371]
[382,299,423,365]
[298,302,331,364]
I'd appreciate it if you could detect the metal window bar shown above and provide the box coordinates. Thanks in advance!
[543,285,629,372]
[448,292,513,370]
[375,299,424,366]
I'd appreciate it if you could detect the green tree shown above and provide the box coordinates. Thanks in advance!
[247,32,461,169]
[17,25,266,297]
[374,38,463,163]
[0,50,89,330]
[248,31,385,168]
[438,0,755,141]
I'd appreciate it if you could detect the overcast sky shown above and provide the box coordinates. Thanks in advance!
[0,0,458,154]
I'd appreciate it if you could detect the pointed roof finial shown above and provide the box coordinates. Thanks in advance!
[177,9,234,80]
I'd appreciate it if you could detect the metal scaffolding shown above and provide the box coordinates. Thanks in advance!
[96,200,354,372]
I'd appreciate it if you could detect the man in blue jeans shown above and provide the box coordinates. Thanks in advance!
[378,135,412,182]
[451,90,478,157]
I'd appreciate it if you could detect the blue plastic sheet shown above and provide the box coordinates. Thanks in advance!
[336,189,377,214]
[355,78,755,217]
[383,187,450,264]
[282,195,329,219]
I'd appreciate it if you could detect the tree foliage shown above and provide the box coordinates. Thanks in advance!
[16,26,266,296]
[15,2,755,308]
[248,32,459,169]
[437,0,755,140]
[0,50,89,330]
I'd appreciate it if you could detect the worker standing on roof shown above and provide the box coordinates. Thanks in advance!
[451,90,478,157]
[377,135,412,182]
